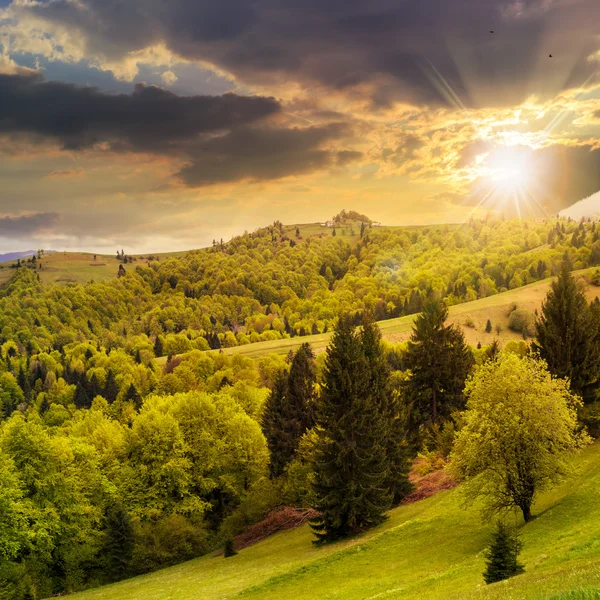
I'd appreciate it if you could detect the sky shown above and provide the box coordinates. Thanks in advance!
[1,0,600,253]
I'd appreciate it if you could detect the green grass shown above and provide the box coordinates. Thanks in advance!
[67,443,600,600]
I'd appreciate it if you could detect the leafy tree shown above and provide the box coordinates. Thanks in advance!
[452,353,588,522]
[533,266,600,401]
[483,522,524,584]
[104,503,134,582]
[404,300,473,439]
[310,315,391,543]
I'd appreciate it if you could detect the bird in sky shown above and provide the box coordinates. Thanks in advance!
[489,30,494,34]
[549,54,553,58]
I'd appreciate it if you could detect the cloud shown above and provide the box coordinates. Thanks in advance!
[176,123,354,186]
[0,72,280,151]
[44,168,86,179]
[3,0,599,108]
[559,189,600,219]
[0,212,61,237]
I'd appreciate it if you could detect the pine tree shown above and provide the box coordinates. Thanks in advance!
[134,348,142,364]
[361,316,412,505]
[485,319,492,333]
[39,396,50,415]
[223,538,237,558]
[125,383,142,410]
[154,336,164,358]
[486,339,501,362]
[104,370,119,404]
[404,300,474,443]
[88,373,101,400]
[262,343,316,478]
[310,315,391,543]
[104,503,134,582]
[533,265,600,401]
[74,380,91,409]
[17,365,31,402]
[483,523,524,584]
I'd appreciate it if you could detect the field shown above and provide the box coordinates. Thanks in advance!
[186,269,599,360]
[0,250,188,286]
[67,443,600,600]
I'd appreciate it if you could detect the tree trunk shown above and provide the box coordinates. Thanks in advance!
[521,504,532,523]
[432,388,437,423]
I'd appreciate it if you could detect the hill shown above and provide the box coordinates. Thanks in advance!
[155,268,598,361]
[67,443,600,600]
[0,250,56,262]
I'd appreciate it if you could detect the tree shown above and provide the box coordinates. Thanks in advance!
[104,370,119,404]
[17,366,31,402]
[125,383,142,410]
[262,343,316,478]
[533,266,600,401]
[483,522,524,584]
[223,538,237,558]
[295,227,300,238]
[485,319,492,333]
[74,380,91,409]
[404,300,473,440]
[154,336,164,358]
[104,503,134,582]
[361,316,412,505]
[310,315,391,543]
[452,353,588,522]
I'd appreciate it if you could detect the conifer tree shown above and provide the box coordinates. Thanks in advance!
[154,336,164,357]
[104,503,134,582]
[88,373,101,400]
[485,319,492,333]
[104,370,119,404]
[310,315,391,543]
[223,538,237,558]
[533,266,600,401]
[483,523,524,584]
[125,383,142,410]
[361,316,412,505]
[262,343,316,478]
[74,380,91,409]
[404,300,474,440]
[17,365,31,402]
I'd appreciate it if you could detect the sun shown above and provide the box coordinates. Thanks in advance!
[486,149,531,189]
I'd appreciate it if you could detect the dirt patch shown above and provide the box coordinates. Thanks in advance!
[234,507,317,551]
[402,461,458,504]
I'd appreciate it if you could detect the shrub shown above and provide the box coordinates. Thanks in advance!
[223,539,237,558]
[483,522,524,584]
[508,308,535,337]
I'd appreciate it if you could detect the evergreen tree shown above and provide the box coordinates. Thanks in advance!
[17,365,31,402]
[486,339,501,362]
[134,348,142,364]
[104,504,134,582]
[125,383,142,410]
[483,523,524,584]
[533,266,600,401]
[404,300,474,443]
[74,381,91,409]
[88,373,101,400]
[310,315,391,543]
[223,538,237,558]
[39,396,50,415]
[262,343,316,478]
[485,319,492,333]
[361,316,412,505]
[104,370,119,404]
[154,336,164,358]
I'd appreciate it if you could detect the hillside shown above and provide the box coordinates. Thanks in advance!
[67,443,600,600]
[157,268,598,360]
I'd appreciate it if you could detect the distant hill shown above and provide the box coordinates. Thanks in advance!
[0,250,56,262]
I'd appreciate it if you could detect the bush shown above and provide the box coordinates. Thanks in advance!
[508,308,535,338]
[591,269,600,286]
[464,317,475,328]
[223,539,237,558]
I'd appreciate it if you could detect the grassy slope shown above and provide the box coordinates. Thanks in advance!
[211,269,600,359]
[68,444,600,600]
[0,250,188,286]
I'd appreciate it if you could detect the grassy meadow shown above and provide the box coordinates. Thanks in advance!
[66,443,600,600]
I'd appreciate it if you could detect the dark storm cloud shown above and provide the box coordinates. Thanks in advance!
[0,212,60,237]
[0,72,280,151]
[14,0,600,108]
[176,123,355,186]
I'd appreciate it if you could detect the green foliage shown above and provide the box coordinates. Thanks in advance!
[508,308,536,338]
[452,353,589,522]
[404,300,474,442]
[483,522,524,584]
[223,539,237,558]
[534,267,600,401]
[104,504,134,582]
[310,317,392,543]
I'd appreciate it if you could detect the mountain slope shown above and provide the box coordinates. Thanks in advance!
[67,444,600,600]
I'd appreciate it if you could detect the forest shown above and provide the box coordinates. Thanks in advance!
[0,215,599,598]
